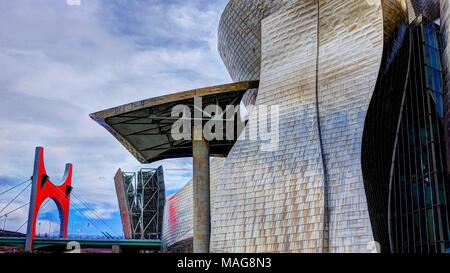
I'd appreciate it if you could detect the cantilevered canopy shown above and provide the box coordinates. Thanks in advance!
[90,81,259,163]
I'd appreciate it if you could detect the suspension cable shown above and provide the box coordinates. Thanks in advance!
[69,201,112,238]
[14,198,108,237]
[0,202,30,219]
[47,183,120,238]
[16,219,27,233]
[0,179,31,197]
[70,191,118,237]
[15,199,51,233]
[7,181,120,238]
[0,182,31,215]
[44,184,103,235]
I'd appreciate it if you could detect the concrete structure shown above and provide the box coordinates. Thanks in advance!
[93,0,450,253]
[192,130,210,253]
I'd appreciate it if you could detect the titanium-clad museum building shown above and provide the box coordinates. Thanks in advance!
[92,0,450,253]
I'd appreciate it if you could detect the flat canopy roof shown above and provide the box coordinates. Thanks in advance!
[90,81,259,163]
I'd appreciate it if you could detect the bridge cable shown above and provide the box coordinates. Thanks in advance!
[14,199,51,233]
[16,219,28,233]
[46,183,120,238]
[12,185,118,238]
[50,182,120,237]
[70,191,119,237]
[0,179,31,197]
[0,202,30,219]
[69,201,115,238]
[44,184,107,237]
[0,182,31,215]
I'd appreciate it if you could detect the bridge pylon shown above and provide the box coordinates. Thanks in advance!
[25,147,73,252]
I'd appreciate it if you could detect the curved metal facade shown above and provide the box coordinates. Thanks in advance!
[408,0,440,21]
[160,0,450,253]
[162,179,193,252]
[210,0,408,253]
[162,159,225,251]
[217,1,286,106]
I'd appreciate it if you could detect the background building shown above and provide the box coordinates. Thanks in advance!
[114,167,165,240]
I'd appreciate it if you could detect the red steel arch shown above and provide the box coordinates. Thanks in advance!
[25,147,73,252]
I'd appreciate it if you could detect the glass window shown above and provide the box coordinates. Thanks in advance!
[414,212,421,243]
[425,177,433,207]
[427,209,435,243]
[390,20,450,253]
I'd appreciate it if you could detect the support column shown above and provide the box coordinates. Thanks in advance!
[192,123,211,253]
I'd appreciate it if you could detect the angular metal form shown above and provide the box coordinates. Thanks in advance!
[25,147,72,252]
[114,167,165,240]
[90,81,258,163]
[92,81,257,252]
[114,169,133,239]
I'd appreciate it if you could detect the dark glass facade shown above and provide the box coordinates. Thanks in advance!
[389,18,450,253]
[362,21,411,254]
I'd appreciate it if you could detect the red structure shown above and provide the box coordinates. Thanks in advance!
[25,147,73,252]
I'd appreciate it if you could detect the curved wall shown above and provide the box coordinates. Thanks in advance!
[408,0,440,21]
[211,0,408,253]
[218,0,285,82]
[218,0,289,106]
[162,179,193,251]
[214,0,326,252]
[317,0,405,253]
[361,17,411,254]
[162,159,225,251]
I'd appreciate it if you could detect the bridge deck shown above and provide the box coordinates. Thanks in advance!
[0,237,161,251]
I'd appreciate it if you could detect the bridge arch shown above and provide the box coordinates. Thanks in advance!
[25,147,73,252]
[35,197,67,238]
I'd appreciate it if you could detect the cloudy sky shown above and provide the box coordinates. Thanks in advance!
[0,0,229,237]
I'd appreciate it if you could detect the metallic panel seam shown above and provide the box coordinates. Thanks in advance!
[314,0,329,253]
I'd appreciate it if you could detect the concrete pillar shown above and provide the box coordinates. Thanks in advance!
[192,123,211,253]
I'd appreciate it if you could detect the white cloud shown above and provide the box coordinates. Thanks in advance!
[34,220,61,237]
[0,0,230,232]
